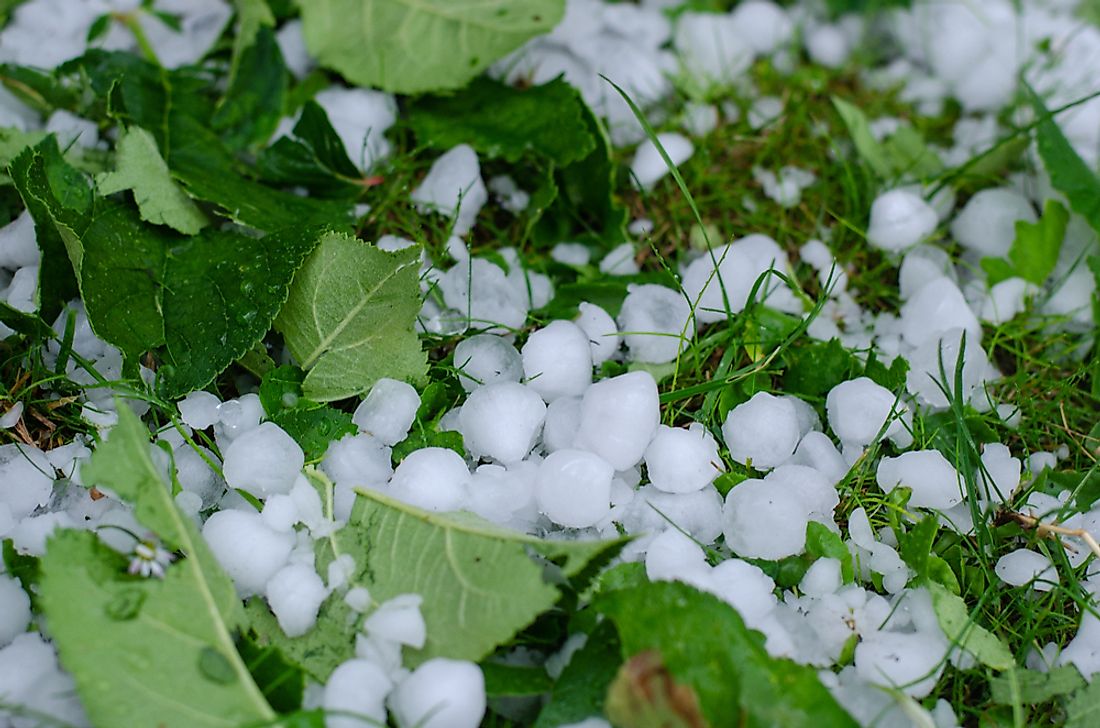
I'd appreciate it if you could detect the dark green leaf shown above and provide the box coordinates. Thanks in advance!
[805,521,854,583]
[0,301,52,338]
[259,365,307,416]
[257,101,363,196]
[2,538,40,606]
[534,621,622,728]
[596,581,857,727]
[862,350,908,391]
[781,338,859,398]
[408,77,596,165]
[269,407,356,461]
[237,635,305,713]
[1030,88,1100,236]
[213,24,288,150]
[481,662,553,697]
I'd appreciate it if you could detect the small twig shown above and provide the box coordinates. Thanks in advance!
[1007,510,1100,561]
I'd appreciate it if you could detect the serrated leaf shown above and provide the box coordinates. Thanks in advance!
[928,582,1014,671]
[1067,675,1100,727]
[157,226,324,397]
[248,472,625,680]
[275,231,427,401]
[833,97,892,178]
[269,407,356,461]
[408,77,596,165]
[42,406,275,728]
[1030,88,1100,236]
[0,127,47,171]
[989,665,1085,706]
[257,101,363,196]
[805,521,855,583]
[298,0,565,94]
[781,338,860,398]
[96,126,208,234]
[596,581,858,727]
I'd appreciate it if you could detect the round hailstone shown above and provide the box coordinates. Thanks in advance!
[264,564,327,637]
[950,187,1037,258]
[221,422,304,498]
[765,465,838,522]
[410,144,487,236]
[541,396,583,453]
[976,443,1020,504]
[905,328,992,408]
[673,12,752,86]
[322,659,393,728]
[995,549,1058,591]
[352,378,420,446]
[576,302,621,365]
[644,423,723,494]
[0,210,39,269]
[173,443,224,508]
[535,450,614,528]
[899,276,981,349]
[390,658,486,728]
[729,0,793,55]
[389,448,470,513]
[722,477,809,560]
[573,371,660,471]
[178,390,221,430]
[854,630,946,698]
[0,574,31,647]
[453,334,524,392]
[789,431,849,485]
[202,510,295,597]
[866,189,938,253]
[826,377,909,447]
[321,433,393,488]
[898,244,955,300]
[458,382,547,463]
[438,258,528,332]
[363,594,426,648]
[644,528,711,585]
[877,450,964,510]
[618,284,694,364]
[623,485,725,545]
[630,132,694,189]
[0,443,54,520]
[805,23,852,69]
[721,391,800,469]
[522,320,593,402]
[705,558,778,624]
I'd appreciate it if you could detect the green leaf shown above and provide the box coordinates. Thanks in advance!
[157,226,324,397]
[275,231,427,401]
[781,338,860,398]
[1067,676,1100,727]
[96,125,208,234]
[0,301,52,338]
[534,622,622,728]
[989,665,1085,706]
[1011,199,1069,285]
[298,0,565,94]
[832,97,892,178]
[249,473,625,679]
[928,582,1014,671]
[596,581,858,727]
[481,662,554,697]
[805,521,855,583]
[212,24,288,149]
[1030,88,1100,236]
[42,406,276,728]
[2,538,40,607]
[269,407,357,461]
[862,350,909,391]
[980,256,1018,286]
[408,77,596,165]
[257,101,363,196]
[0,127,47,172]
[880,124,942,179]
[236,635,305,713]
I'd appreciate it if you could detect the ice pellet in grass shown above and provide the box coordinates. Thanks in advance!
[0,210,39,269]
[322,659,393,728]
[576,302,621,365]
[221,422,303,499]
[905,328,992,408]
[598,243,640,276]
[321,433,393,496]
[453,334,524,393]
[730,0,793,55]
[459,382,546,464]
[352,378,419,446]
[202,510,295,597]
[855,630,946,698]
[950,187,1036,258]
[536,450,614,528]
[390,658,485,728]
[826,377,909,448]
[574,371,660,471]
[995,549,1058,591]
[410,144,487,236]
[264,564,327,638]
[618,284,694,363]
[979,277,1031,324]
[877,450,963,510]
[522,320,593,402]
[0,444,54,521]
[313,87,396,171]
[644,424,723,494]
[673,12,752,87]
[178,390,220,430]
[722,391,801,469]
[389,447,470,513]
[898,244,956,300]
[805,23,852,69]
[899,276,981,348]
[722,476,809,560]
[0,574,31,647]
[866,189,938,253]
[437,258,529,332]
[630,132,694,189]
[645,528,710,585]
[790,431,849,485]
[976,443,1021,504]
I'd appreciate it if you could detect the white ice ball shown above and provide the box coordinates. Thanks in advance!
[390,658,486,728]
[574,371,660,471]
[389,448,470,512]
[353,378,420,446]
[221,422,304,498]
[458,382,546,463]
[535,450,614,528]
[522,321,593,402]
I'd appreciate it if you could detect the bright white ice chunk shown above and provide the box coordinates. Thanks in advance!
[576,302,621,365]
[995,549,1058,591]
[645,528,711,585]
[0,443,53,521]
[899,276,981,348]
[898,244,955,300]
[730,0,793,55]
[390,658,486,728]
[674,12,753,87]
[877,450,963,509]
[459,382,546,463]
[0,632,88,728]
[321,434,393,491]
[536,450,614,528]
[203,510,295,597]
[722,476,808,559]
[389,448,470,513]
[855,630,946,697]
[630,132,694,190]
[265,564,327,637]
[178,390,221,430]
[705,558,778,625]
[722,391,800,469]
[644,423,723,494]
[363,594,426,648]
[411,144,488,236]
[574,371,660,471]
[221,422,304,498]
[826,377,909,448]
[950,187,1036,258]
[618,284,694,363]
[905,328,992,408]
[542,396,583,453]
[0,211,38,269]
[453,334,524,392]
[598,243,640,276]
[522,320,593,402]
[313,87,397,171]
[0,574,30,647]
[352,378,420,446]
[322,659,393,728]
[866,189,938,253]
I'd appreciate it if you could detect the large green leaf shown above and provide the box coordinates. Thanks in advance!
[534,622,622,727]
[96,125,208,235]
[157,226,325,397]
[212,23,288,150]
[249,472,626,680]
[40,406,275,728]
[1030,89,1100,236]
[928,582,1014,671]
[982,199,1069,286]
[408,77,596,165]
[596,581,857,728]
[298,0,565,94]
[275,231,427,401]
